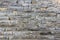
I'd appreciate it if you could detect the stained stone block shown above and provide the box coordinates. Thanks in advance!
[0,16,8,20]
[56,24,60,27]
[10,39,40,40]
[57,14,60,18]
[32,0,37,4]
[45,17,57,21]
[0,20,18,27]
[3,31,40,39]
[46,13,57,17]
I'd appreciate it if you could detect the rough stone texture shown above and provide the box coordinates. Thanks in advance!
[0,0,60,40]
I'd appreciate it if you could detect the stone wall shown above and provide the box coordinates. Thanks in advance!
[0,0,60,40]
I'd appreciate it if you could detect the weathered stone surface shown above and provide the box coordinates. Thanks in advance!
[0,0,59,40]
